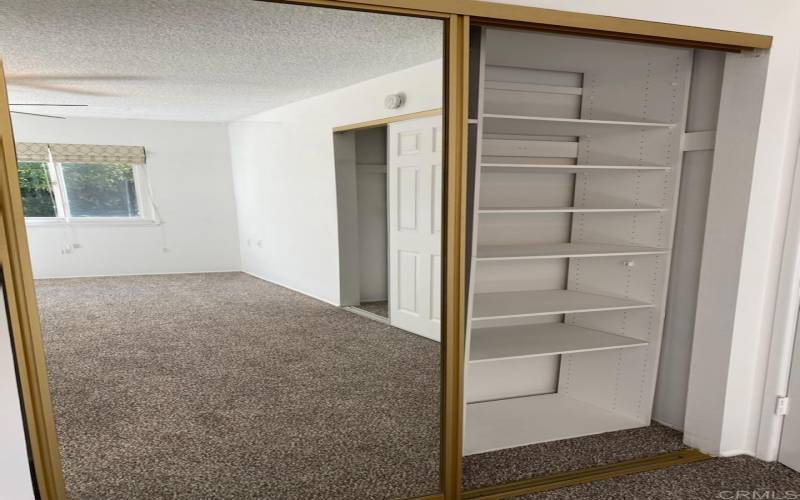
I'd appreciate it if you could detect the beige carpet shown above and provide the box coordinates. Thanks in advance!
[38,273,440,499]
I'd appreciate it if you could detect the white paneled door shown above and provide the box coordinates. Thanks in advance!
[779,313,800,472]
[388,115,442,341]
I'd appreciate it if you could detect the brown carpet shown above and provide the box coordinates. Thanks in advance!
[37,272,800,499]
[463,422,687,490]
[37,273,440,500]
[517,455,800,499]
[465,424,798,498]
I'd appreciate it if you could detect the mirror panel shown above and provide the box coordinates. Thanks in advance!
[2,1,444,498]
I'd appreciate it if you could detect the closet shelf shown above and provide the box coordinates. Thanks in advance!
[484,80,583,95]
[469,323,647,362]
[479,206,665,214]
[481,163,669,172]
[464,394,643,455]
[476,242,668,260]
[482,113,675,136]
[472,289,653,321]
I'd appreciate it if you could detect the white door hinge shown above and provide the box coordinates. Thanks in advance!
[776,396,791,416]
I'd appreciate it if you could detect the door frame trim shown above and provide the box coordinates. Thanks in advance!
[278,0,770,50]
[756,136,800,461]
[333,108,443,132]
[0,63,67,500]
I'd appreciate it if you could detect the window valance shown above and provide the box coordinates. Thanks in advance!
[16,142,146,164]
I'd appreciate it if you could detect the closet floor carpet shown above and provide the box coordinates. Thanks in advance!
[357,300,389,319]
[517,455,800,499]
[463,422,687,490]
[38,273,440,500]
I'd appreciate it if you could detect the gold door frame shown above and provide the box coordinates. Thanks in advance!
[0,2,770,500]
[0,62,67,500]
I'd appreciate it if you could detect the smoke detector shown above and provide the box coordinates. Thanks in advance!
[384,92,406,110]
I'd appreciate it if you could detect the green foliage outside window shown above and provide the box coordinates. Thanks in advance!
[61,163,139,217]
[17,161,56,217]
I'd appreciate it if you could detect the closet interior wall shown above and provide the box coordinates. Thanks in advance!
[355,127,389,304]
[653,49,724,431]
[463,27,696,455]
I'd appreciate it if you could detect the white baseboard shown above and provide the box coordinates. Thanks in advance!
[34,269,242,280]
[718,449,754,458]
[242,271,340,307]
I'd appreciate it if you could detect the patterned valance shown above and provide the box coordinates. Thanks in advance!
[15,142,50,162]
[16,142,146,164]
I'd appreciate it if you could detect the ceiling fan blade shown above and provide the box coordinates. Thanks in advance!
[7,81,119,97]
[10,111,66,120]
[10,103,88,107]
[7,74,152,82]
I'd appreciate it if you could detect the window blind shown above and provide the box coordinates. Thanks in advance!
[15,143,146,164]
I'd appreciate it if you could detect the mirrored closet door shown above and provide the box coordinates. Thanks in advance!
[0,1,447,498]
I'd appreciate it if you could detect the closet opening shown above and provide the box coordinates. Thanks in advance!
[336,125,390,323]
[334,112,443,342]
[462,24,764,491]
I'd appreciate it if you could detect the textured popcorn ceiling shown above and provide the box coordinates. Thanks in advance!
[0,0,443,121]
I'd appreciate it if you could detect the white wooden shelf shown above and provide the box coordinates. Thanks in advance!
[482,113,674,136]
[472,289,652,321]
[469,323,647,362]
[484,80,583,95]
[481,163,669,172]
[464,394,643,455]
[479,206,665,214]
[462,26,691,454]
[476,242,668,261]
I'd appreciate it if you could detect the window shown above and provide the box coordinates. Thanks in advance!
[61,163,139,217]
[18,161,146,220]
[15,143,151,223]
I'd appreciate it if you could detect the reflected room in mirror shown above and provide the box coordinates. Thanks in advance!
[1,1,444,498]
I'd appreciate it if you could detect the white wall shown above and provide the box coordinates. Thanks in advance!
[11,115,241,278]
[228,60,442,305]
